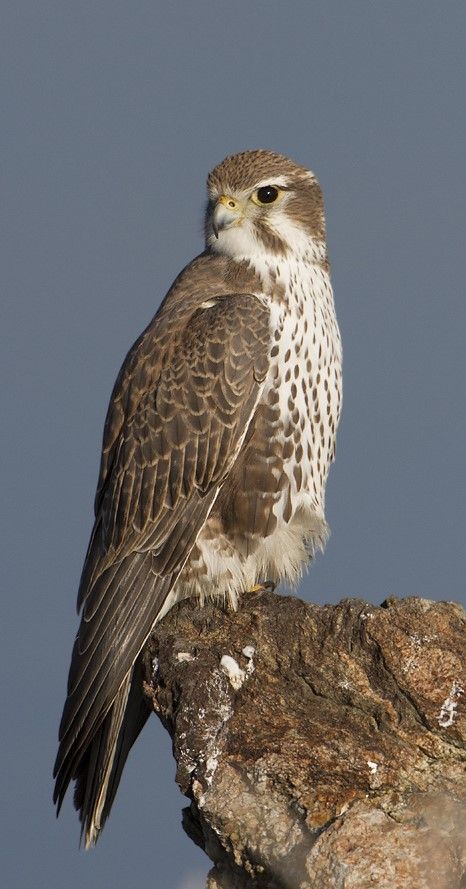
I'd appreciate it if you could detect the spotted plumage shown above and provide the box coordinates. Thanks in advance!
[54,149,342,847]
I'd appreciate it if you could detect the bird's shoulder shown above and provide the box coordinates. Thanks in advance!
[95,253,270,512]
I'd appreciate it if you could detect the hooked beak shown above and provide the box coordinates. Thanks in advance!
[212,195,244,238]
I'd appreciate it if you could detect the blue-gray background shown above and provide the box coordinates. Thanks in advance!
[2,2,465,887]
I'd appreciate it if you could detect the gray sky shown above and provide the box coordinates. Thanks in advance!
[2,2,465,887]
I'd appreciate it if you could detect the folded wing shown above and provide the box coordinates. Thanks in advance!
[53,293,271,840]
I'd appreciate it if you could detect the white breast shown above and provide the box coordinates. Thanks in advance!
[267,251,341,503]
[245,250,342,584]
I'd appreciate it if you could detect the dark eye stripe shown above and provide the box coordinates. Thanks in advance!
[256,186,279,204]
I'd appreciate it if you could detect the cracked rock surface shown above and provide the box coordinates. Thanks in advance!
[143,593,465,888]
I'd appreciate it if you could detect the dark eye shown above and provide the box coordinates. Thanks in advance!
[255,185,279,204]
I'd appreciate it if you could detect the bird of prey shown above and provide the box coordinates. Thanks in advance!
[54,149,342,847]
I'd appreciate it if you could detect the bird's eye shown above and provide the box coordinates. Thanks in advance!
[255,185,279,205]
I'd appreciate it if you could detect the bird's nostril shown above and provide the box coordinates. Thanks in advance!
[228,200,236,208]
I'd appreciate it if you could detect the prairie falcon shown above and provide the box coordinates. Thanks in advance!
[54,150,342,846]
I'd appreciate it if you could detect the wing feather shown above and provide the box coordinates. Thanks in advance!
[54,292,271,812]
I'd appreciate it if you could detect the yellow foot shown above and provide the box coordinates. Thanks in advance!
[247,581,277,594]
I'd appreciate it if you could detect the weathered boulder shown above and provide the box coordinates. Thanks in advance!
[144,593,465,888]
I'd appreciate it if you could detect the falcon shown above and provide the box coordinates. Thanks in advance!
[54,149,342,847]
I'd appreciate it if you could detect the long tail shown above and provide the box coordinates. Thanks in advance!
[73,657,150,848]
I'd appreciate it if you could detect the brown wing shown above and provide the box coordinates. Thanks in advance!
[53,292,270,808]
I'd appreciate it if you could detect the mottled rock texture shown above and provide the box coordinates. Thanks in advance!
[143,593,465,888]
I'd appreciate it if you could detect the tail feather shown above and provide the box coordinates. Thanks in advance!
[74,658,150,848]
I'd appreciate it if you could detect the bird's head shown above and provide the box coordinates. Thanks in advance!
[205,149,327,263]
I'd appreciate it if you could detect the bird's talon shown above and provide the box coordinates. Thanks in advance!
[247,580,276,594]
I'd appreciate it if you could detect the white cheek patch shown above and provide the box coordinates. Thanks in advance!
[268,210,314,255]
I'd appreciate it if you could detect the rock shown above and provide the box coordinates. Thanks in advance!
[143,593,466,888]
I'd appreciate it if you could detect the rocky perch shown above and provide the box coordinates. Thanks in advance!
[143,593,465,888]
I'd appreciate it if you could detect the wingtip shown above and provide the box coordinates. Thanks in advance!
[53,779,65,815]
[83,824,100,850]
